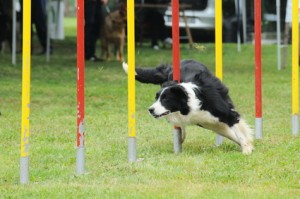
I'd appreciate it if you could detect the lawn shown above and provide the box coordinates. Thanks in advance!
[0,18,299,198]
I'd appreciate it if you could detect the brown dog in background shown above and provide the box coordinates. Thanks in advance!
[100,3,126,62]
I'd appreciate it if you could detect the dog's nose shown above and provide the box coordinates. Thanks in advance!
[148,108,154,115]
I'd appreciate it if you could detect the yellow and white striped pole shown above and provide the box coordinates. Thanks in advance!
[20,0,31,184]
[215,0,223,80]
[215,0,224,145]
[127,0,137,162]
[292,0,299,135]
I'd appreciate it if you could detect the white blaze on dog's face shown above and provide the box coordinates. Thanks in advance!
[148,85,190,118]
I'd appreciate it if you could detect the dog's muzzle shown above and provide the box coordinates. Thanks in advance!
[148,108,170,118]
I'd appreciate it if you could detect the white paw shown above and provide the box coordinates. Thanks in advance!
[242,143,254,155]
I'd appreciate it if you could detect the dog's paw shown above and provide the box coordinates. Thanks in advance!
[122,62,128,74]
[241,143,254,155]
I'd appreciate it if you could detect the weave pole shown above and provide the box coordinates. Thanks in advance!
[215,0,224,146]
[76,0,85,174]
[127,0,137,162]
[236,0,241,52]
[276,0,281,70]
[20,0,31,184]
[254,0,262,139]
[12,0,17,65]
[172,0,182,154]
[292,0,299,135]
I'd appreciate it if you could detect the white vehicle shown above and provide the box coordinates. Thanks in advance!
[164,0,215,30]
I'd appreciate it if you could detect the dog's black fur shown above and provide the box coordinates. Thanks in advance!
[134,60,211,85]
[150,69,240,127]
[192,71,240,127]
[123,59,253,154]
[125,59,239,125]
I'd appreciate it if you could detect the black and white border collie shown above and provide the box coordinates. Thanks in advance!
[123,60,254,154]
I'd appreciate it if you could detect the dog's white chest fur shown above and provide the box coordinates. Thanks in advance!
[165,109,224,131]
[163,83,225,131]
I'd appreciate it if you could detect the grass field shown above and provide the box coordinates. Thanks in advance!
[0,18,300,198]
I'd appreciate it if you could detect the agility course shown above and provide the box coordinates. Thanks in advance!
[0,0,298,197]
[126,0,299,157]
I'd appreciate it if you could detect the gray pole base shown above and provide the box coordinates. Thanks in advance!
[76,146,85,175]
[20,156,29,184]
[292,115,299,135]
[128,137,137,162]
[173,128,182,154]
[255,117,263,139]
[215,134,223,146]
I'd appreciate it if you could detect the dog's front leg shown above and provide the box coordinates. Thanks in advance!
[115,39,123,62]
[119,37,124,62]
[100,41,106,60]
[106,44,111,61]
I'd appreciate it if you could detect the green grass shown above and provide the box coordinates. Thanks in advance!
[0,17,300,198]
[64,17,77,37]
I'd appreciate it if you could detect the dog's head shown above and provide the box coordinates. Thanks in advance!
[119,0,127,18]
[148,84,190,118]
[112,1,127,26]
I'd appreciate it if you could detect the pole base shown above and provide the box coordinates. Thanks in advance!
[20,156,29,184]
[255,117,263,139]
[292,115,299,135]
[76,146,85,175]
[128,137,137,162]
[216,135,223,146]
[173,127,182,154]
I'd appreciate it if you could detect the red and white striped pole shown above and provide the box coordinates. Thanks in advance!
[254,0,263,139]
[76,0,85,174]
[172,0,182,153]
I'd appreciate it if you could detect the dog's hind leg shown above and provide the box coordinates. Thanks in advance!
[216,127,241,146]
[232,119,254,155]
[100,39,106,60]
[212,121,253,154]
[115,41,123,61]
[118,38,124,62]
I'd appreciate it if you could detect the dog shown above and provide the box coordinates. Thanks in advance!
[100,3,126,62]
[123,60,254,154]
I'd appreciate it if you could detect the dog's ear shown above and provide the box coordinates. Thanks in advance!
[169,85,187,98]
[119,1,127,17]
[169,85,189,115]
[119,10,126,17]
[161,80,178,88]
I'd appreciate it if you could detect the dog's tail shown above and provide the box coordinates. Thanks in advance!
[122,62,172,85]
